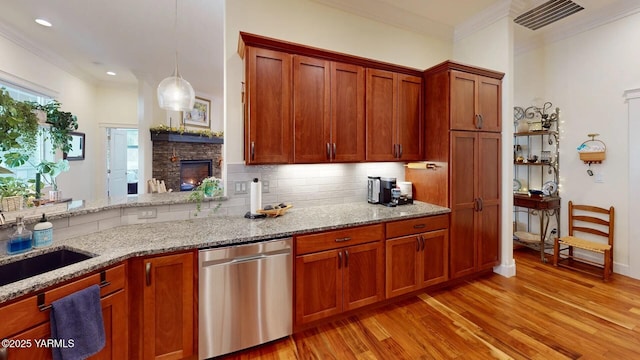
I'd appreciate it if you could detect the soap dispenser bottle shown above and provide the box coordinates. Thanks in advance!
[7,216,32,255]
[33,213,53,248]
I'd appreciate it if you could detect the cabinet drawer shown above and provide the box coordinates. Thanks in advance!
[386,215,449,239]
[0,263,126,338]
[295,224,384,255]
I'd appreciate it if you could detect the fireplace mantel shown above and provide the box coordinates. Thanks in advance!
[150,131,224,144]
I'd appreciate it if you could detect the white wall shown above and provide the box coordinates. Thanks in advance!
[515,11,640,276]
[453,17,516,277]
[224,0,452,165]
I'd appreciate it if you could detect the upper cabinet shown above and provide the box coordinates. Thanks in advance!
[292,56,365,163]
[450,70,502,132]
[244,47,292,164]
[238,32,423,165]
[365,70,423,162]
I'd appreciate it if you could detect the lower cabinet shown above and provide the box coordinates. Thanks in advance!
[385,215,449,298]
[0,264,127,360]
[295,224,384,326]
[129,251,196,360]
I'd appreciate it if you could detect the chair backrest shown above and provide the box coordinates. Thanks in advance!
[567,201,615,248]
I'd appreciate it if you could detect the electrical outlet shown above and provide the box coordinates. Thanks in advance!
[262,180,270,193]
[138,208,157,219]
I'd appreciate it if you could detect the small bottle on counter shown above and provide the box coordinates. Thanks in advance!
[33,213,53,248]
[7,216,32,255]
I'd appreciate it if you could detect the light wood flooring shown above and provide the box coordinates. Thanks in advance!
[221,249,640,359]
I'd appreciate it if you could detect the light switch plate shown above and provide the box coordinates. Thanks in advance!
[262,180,270,193]
[234,181,248,194]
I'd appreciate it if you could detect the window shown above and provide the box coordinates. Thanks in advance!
[0,81,55,181]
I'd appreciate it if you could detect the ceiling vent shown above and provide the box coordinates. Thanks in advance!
[514,0,584,30]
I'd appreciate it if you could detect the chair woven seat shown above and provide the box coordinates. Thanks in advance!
[558,236,611,253]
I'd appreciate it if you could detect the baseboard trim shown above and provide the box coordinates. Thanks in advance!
[493,260,517,278]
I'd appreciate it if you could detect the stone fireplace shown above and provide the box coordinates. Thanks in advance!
[151,132,223,192]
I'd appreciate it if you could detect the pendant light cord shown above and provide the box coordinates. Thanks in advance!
[173,0,180,77]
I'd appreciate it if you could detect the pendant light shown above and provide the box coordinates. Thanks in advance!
[157,0,195,112]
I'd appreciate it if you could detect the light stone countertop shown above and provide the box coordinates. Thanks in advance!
[0,201,449,304]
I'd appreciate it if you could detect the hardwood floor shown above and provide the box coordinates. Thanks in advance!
[221,249,640,359]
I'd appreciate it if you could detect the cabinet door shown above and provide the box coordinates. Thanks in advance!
[3,322,51,360]
[295,250,342,325]
[477,76,502,132]
[293,55,331,163]
[450,131,478,278]
[91,289,128,360]
[450,70,478,131]
[420,229,449,287]
[385,234,421,298]
[245,47,292,164]
[331,62,365,162]
[366,68,397,161]
[397,74,423,160]
[343,242,384,311]
[477,133,501,269]
[143,252,195,360]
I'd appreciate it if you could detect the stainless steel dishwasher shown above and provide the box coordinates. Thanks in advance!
[198,237,292,359]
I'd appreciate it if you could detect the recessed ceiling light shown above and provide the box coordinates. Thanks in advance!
[35,18,52,27]
[106,71,117,76]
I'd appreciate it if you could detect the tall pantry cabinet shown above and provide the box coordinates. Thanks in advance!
[421,61,504,279]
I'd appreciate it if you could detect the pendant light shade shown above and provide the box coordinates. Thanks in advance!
[157,55,195,111]
[157,0,195,112]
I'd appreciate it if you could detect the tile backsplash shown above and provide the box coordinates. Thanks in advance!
[223,162,406,216]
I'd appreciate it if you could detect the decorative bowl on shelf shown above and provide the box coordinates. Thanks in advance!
[528,189,544,197]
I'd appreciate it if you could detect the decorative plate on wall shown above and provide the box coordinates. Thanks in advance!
[542,181,558,196]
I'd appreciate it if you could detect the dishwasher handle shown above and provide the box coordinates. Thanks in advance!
[201,248,290,268]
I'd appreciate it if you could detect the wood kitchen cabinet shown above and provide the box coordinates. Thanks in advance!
[366,69,423,161]
[385,215,449,298]
[0,264,127,360]
[450,70,502,132]
[129,251,196,360]
[292,56,365,163]
[294,224,384,326]
[449,131,501,278]
[416,61,503,279]
[243,46,292,164]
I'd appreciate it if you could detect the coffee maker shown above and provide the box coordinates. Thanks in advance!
[379,177,397,206]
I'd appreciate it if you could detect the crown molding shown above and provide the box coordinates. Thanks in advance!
[454,0,512,42]
[0,21,97,88]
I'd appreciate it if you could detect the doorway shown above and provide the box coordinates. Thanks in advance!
[106,128,139,197]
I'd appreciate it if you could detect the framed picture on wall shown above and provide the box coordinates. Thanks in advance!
[183,97,211,128]
[64,131,85,161]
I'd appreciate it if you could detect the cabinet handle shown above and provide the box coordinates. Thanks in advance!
[250,141,255,161]
[344,250,349,267]
[413,224,426,229]
[473,198,479,211]
[478,114,484,129]
[338,251,343,269]
[335,237,351,243]
[326,143,331,160]
[332,143,337,159]
[420,235,425,251]
[145,262,152,286]
[399,144,403,158]
[0,346,7,360]
[416,237,420,251]
[478,198,484,211]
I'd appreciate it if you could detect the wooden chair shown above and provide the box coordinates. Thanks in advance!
[553,201,615,281]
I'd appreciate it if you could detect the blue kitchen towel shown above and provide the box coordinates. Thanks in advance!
[50,284,105,360]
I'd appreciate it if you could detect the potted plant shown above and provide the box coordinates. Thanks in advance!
[36,159,70,201]
[0,176,36,211]
[32,100,78,154]
[0,88,40,167]
[188,176,223,215]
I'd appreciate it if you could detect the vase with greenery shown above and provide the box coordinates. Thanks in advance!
[188,176,223,215]
[32,100,79,153]
[36,159,70,201]
[0,88,40,167]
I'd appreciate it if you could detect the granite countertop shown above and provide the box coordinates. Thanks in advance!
[0,192,224,227]
[0,201,449,304]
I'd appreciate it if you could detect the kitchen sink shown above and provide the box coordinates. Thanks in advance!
[0,248,94,287]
